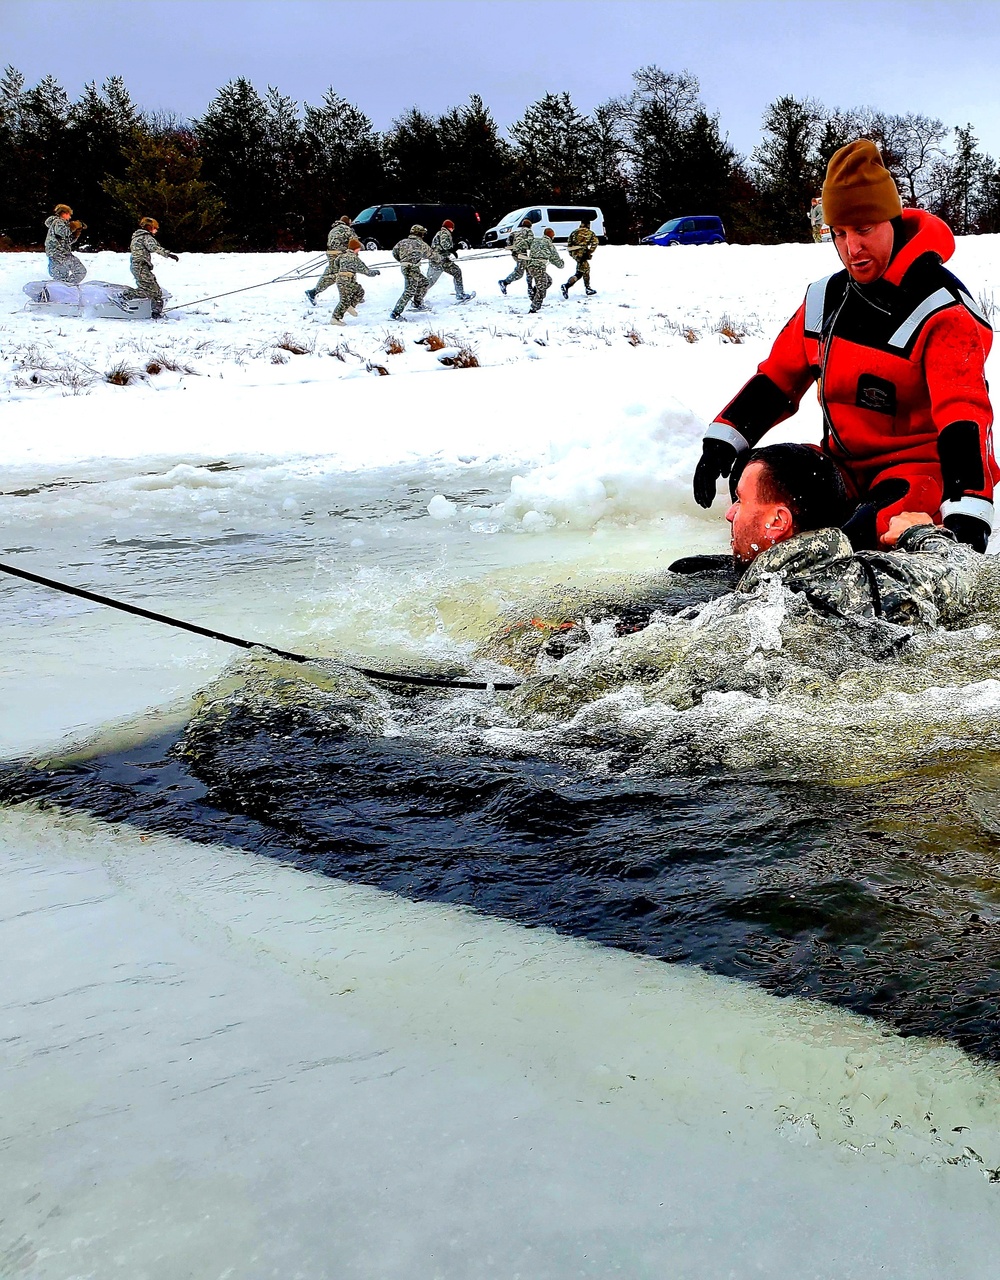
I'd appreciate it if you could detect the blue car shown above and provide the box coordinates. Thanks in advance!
[641,215,726,247]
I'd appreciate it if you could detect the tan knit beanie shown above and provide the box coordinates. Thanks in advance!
[822,139,902,226]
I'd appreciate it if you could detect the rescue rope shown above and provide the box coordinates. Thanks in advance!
[162,248,511,313]
[0,561,522,691]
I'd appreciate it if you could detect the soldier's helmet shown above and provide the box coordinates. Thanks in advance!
[410,224,428,237]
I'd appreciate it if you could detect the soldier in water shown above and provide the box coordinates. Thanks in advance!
[119,217,178,318]
[425,220,475,303]
[561,218,599,297]
[44,204,87,285]
[524,228,564,313]
[389,224,438,320]
[329,237,381,325]
[306,214,354,306]
[499,218,534,295]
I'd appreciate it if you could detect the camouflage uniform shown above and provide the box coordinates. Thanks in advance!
[313,221,355,298]
[564,225,599,294]
[331,249,380,321]
[737,523,977,626]
[120,227,173,316]
[500,225,534,289]
[425,227,469,300]
[524,235,564,312]
[390,228,438,318]
[44,215,86,285]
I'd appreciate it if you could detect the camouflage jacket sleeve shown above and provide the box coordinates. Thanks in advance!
[140,231,171,259]
[336,250,377,278]
[432,229,455,256]
[864,524,980,626]
[327,224,352,252]
[545,239,565,269]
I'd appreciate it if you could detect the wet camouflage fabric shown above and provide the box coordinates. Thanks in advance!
[525,236,564,310]
[566,226,598,288]
[331,250,378,320]
[44,215,86,284]
[737,524,978,626]
[390,235,438,316]
[501,227,534,286]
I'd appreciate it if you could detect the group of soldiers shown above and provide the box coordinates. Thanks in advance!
[305,215,474,323]
[305,213,600,322]
[499,217,599,312]
[43,203,178,318]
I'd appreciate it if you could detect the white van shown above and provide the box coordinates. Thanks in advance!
[482,204,606,247]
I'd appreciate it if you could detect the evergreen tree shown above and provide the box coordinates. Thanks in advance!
[931,124,993,234]
[753,95,824,242]
[67,77,140,245]
[437,94,515,224]
[103,127,225,249]
[196,78,275,248]
[301,88,385,242]
[383,107,444,200]
[510,91,598,200]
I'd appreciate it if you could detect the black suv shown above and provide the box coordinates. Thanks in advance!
[351,204,482,251]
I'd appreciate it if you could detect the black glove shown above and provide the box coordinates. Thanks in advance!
[373,269,381,276]
[168,252,179,261]
[693,437,739,508]
[943,511,990,552]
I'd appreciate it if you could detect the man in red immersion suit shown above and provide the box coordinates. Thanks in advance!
[693,139,996,552]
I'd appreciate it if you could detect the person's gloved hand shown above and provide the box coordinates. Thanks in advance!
[943,511,990,552]
[693,437,739,508]
[168,252,179,262]
[373,269,381,276]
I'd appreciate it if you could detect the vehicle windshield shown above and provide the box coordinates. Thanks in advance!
[654,219,681,235]
[354,207,376,224]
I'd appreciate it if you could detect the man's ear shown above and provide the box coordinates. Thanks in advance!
[767,505,796,540]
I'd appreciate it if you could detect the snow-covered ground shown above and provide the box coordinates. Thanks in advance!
[4,240,1000,1277]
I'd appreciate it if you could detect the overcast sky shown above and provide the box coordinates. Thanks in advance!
[5,0,1000,157]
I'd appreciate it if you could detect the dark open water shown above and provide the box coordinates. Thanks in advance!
[5,689,1000,1062]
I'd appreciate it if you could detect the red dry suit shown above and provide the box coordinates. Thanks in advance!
[705,209,996,542]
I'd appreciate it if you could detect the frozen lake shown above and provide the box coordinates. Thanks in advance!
[3,241,1000,1276]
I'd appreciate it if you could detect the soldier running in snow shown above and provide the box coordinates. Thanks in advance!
[499,218,534,295]
[119,217,178,318]
[561,218,599,298]
[329,237,381,325]
[390,224,438,319]
[44,204,87,285]
[306,215,354,306]
[425,220,475,303]
[524,228,564,313]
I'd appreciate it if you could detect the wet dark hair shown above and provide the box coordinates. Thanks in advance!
[732,443,849,532]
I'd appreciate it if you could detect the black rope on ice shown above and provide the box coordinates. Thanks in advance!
[0,561,522,692]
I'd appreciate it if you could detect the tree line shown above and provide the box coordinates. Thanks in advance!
[2,63,999,252]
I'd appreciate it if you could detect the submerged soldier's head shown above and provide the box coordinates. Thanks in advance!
[411,224,427,237]
[823,139,903,286]
[54,203,72,220]
[139,217,159,233]
[726,444,848,565]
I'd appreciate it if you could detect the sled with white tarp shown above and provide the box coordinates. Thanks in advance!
[22,279,170,320]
